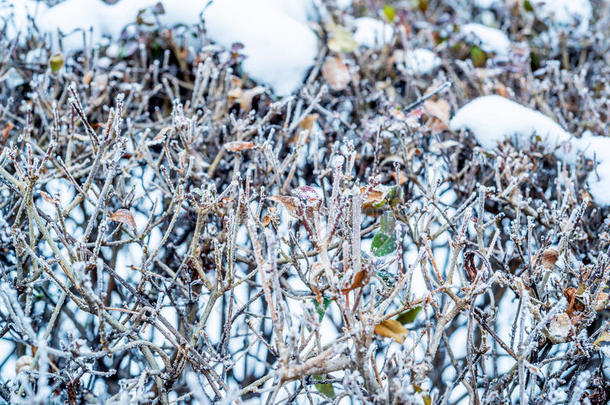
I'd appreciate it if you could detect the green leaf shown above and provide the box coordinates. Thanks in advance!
[49,53,64,73]
[371,212,397,257]
[372,232,397,257]
[377,269,392,282]
[470,46,486,66]
[523,0,534,12]
[383,5,396,22]
[470,46,487,67]
[396,306,422,324]
[314,375,335,398]
[312,296,331,322]
[387,185,402,207]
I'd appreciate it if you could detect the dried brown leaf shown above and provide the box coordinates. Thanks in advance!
[299,113,319,133]
[342,270,366,292]
[225,141,255,152]
[322,56,351,91]
[423,99,450,126]
[374,319,408,343]
[110,209,136,229]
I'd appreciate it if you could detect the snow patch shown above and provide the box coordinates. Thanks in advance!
[450,95,610,205]
[533,0,591,37]
[461,23,511,56]
[203,0,318,96]
[353,17,394,49]
[2,0,319,96]
[404,49,441,75]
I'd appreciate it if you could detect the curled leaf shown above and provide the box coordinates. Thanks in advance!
[292,185,322,208]
[342,270,366,293]
[110,209,136,229]
[228,86,266,111]
[374,319,408,343]
[423,99,450,126]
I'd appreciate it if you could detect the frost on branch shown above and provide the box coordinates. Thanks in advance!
[0,0,609,404]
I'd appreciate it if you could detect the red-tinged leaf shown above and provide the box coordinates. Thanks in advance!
[225,141,255,152]
[40,191,56,205]
[110,209,136,229]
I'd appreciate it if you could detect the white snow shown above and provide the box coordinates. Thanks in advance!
[353,17,394,49]
[203,0,318,96]
[533,0,592,37]
[473,0,502,9]
[1,0,319,96]
[336,0,353,9]
[461,23,511,56]
[404,49,441,75]
[0,0,48,41]
[450,95,610,205]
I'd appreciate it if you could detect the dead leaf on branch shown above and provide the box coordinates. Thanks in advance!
[109,209,136,229]
[299,113,319,133]
[225,141,255,152]
[374,319,408,343]
[342,270,366,293]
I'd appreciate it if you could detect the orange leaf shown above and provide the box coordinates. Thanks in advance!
[342,270,366,293]
[225,141,255,152]
[110,209,136,229]
[391,171,407,185]
[299,113,319,133]
[322,56,351,91]
[374,319,408,343]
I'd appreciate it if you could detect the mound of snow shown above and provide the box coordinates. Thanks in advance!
[203,0,319,96]
[0,0,48,40]
[353,17,393,49]
[533,0,591,37]
[404,49,441,75]
[450,95,610,205]
[1,0,319,96]
[461,23,511,56]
